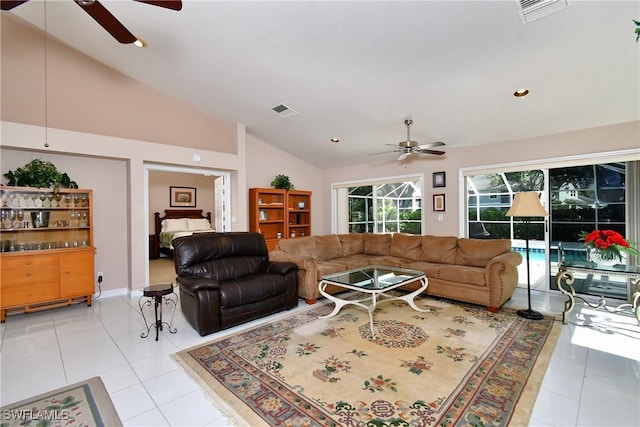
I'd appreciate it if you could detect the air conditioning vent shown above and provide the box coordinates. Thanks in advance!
[516,0,570,24]
[272,103,298,118]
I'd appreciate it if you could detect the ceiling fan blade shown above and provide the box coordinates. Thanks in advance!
[134,0,182,11]
[398,152,410,161]
[417,141,445,149]
[416,148,446,155]
[76,0,137,44]
[1,0,29,11]
[368,150,399,156]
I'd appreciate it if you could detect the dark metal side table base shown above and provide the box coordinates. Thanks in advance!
[139,284,177,341]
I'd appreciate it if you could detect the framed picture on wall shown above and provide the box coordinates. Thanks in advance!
[433,171,446,188]
[170,186,196,207]
[433,194,445,212]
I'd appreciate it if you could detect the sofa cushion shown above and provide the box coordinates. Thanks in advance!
[316,260,351,280]
[389,233,422,261]
[438,264,486,286]
[363,233,391,256]
[455,238,511,268]
[338,234,364,256]
[367,255,405,268]
[403,261,443,279]
[316,235,343,261]
[276,236,317,258]
[420,235,458,264]
[340,254,371,269]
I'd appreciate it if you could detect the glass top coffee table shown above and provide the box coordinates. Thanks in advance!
[318,265,429,338]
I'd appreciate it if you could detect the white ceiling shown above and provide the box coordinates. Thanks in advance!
[6,0,640,168]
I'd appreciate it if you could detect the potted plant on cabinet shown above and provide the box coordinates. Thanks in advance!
[3,159,78,192]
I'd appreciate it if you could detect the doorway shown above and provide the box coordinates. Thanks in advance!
[144,164,231,286]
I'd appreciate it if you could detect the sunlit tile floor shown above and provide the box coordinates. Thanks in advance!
[1,288,638,426]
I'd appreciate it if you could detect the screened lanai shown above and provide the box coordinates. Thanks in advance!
[347,179,422,234]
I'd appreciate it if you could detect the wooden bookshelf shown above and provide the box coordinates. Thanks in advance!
[249,188,312,251]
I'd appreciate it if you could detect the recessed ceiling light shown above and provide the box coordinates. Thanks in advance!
[133,37,147,48]
[514,88,529,97]
[330,138,340,143]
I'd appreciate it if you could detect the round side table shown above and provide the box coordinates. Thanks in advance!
[139,283,177,341]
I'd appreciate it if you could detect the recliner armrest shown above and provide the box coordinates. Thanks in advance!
[177,276,220,295]
[261,261,298,275]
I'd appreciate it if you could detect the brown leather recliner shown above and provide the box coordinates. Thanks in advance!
[173,232,298,336]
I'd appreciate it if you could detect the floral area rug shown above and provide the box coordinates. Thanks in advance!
[0,376,122,427]
[174,294,560,426]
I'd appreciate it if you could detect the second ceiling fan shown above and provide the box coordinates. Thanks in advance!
[370,119,446,161]
[1,0,182,45]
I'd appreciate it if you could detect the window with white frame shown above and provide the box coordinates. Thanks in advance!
[333,176,423,235]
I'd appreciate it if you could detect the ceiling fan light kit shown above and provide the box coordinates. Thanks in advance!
[1,0,182,45]
[369,119,446,161]
[134,37,147,48]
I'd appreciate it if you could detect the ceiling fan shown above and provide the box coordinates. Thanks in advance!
[1,0,182,45]
[370,119,446,161]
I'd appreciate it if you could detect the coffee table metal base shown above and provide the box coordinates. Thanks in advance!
[318,277,429,338]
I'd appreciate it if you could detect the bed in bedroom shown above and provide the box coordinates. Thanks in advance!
[153,209,213,258]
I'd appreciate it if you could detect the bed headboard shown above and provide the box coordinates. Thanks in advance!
[153,209,213,258]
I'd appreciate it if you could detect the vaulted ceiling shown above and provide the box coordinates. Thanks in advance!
[4,0,639,168]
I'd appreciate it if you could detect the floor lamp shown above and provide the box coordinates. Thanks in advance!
[506,192,548,320]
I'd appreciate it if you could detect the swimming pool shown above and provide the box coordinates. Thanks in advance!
[511,247,546,262]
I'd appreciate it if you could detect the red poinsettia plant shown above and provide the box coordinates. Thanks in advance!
[579,229,640,262]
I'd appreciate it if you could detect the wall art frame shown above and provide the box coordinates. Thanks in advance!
[433,171,446,188]
[170,186,197,208]
[433,194,446,212]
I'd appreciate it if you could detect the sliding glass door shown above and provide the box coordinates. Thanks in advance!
[465,160,638,300]
[549,162,632,299]
[466,170,547,291]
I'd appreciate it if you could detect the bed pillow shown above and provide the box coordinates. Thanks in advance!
[187,218,211,231]
[162,218,188,233]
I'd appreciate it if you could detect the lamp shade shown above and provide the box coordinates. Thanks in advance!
[506,192,548,217]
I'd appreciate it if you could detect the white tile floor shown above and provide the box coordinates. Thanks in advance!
[1,288,639,426]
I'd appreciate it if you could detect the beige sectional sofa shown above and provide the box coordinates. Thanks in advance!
[269,232,522,312]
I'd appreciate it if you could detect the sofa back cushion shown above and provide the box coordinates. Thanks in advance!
[420,235,458,264]
[275,235,317,258]
[316,235,343,260]
[363,233,391,256]
[173,232,268,281]
[455,238,512,267]
[338,234,364,256]
[389,233,422,261]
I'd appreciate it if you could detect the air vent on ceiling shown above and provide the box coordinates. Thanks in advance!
[516,0,570,24]
[272,103,298,118]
